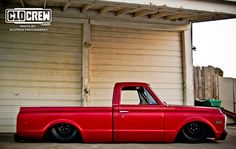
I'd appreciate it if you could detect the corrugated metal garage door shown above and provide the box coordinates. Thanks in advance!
[89,25,183,106]
[0,19,83,132]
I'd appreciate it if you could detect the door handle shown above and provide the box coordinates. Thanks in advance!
[120,110,129,113]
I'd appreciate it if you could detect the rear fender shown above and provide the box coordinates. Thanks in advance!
[42,119,84,138]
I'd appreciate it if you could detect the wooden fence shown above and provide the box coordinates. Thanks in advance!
[193,66,220,99]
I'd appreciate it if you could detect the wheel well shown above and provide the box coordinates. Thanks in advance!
[43,122,83,142]
[176,121,215,141]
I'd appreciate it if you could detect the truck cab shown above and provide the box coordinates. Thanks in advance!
[112,82,165,142]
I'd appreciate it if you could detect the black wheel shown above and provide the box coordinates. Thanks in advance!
[51,123,77,142]
[181,122,207,143]
[14,133,22,142]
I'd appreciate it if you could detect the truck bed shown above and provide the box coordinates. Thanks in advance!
[17,107,113,142]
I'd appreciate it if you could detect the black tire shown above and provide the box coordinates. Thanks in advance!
[51,123,77,142]
[181,122,207,143]
[14,134,22,142]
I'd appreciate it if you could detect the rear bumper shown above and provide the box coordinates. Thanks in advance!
[219,130,228,140]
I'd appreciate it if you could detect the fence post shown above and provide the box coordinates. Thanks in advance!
[193,66,220,99]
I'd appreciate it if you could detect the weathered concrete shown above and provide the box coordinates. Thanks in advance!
[0,127,236,149]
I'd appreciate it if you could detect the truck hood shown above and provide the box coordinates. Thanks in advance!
[165,104,222,114]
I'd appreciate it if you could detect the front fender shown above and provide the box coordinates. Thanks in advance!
[175,117,217,138]
[164,116,217,142]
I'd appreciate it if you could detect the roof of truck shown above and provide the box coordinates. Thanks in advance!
[115,82,149,86]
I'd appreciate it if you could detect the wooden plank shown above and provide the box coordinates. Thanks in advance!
[0,80,81,89]
[92,25,182,36]
[210,68,214,98]
[134,10,158,17]
[0,112,18,119]
[0,32,82,47]
[0,48,81,59]
[92,42,181,51]
[0,106,20,113]
[90,47,181,57]
[90,65,182,73]
[90,53,181,63]
[81,4,94,13]
[215,71,220,99]
[0,125,15,133]
[198,67,203,99]
[63,0,72,11]
[0,93,82,101]
[0,60,81,70]
[90,76,183,84]
[0,86,81,94]
[0,53,82,64]
[0,74,81,83]
[0,99,82,106]
[91,19,188,31]
[92,36,181,46]
[82,20,90,106]
[91,30,181,41]
[116,7,146,16]
[0,67,81,76]
[193,67,197,99]
[0,42,82,53]
[151,11,177,18]
[90,58,181,67]
[182,28,194,105]
[90,71,182,79]
[99,6,117,14]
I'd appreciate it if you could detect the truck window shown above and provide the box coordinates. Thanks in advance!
[121,90,140,105]
[120,86,158,105]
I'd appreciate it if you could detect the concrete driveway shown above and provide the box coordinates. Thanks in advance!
[0,127,236,149]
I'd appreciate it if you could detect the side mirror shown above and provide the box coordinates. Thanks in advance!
[163,101,168,106]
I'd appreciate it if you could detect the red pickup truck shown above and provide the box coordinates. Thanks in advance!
[15,82,227,143]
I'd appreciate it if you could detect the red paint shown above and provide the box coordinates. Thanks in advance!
[16,82,226,142]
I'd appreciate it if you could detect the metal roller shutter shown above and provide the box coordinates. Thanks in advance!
[0,18,83,132]
[89,25,183,106]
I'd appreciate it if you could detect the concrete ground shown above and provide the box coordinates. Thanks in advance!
[0,127,236,149]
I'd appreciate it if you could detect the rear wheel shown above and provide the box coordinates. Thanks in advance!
[181,122,207,143]
[51,123,77,142]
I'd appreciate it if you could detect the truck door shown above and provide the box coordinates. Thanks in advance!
[116,86,164,142]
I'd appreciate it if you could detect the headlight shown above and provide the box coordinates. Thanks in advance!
[224,114,227,130]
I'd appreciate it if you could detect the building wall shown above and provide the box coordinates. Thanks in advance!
[0,16,83,132]
[88,25,184,106]
[219,77,236,123]
[0,11,193,132]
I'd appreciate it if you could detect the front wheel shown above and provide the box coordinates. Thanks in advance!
[51,123,77,142]
[181,122,207,143]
